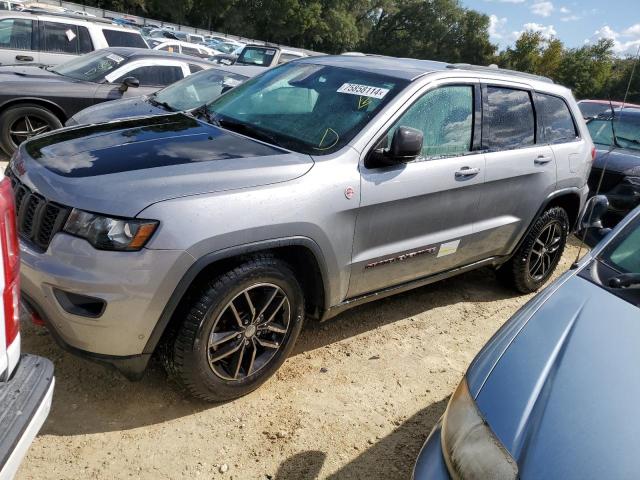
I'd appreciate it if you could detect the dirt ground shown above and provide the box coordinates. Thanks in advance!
[16,242,583,480]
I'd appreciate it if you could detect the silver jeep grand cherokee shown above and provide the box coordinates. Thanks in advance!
[10,56,592,401]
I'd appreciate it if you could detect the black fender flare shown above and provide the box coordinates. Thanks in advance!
[142,236,330,355]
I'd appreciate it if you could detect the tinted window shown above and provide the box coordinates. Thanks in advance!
[182,45,200,56]
[117,65,183,86]
[236,47,276,66]
[102,29,148,48]
[0,18,32,50]
[388,85,473,158]
[78,26,93,54]
[485,87,535,150]
[278,53,302,64]
[0,2,8,10]
[189,63,204,73]
[42,22,81,54]
[579,102,610,119]
[538,93,577,144]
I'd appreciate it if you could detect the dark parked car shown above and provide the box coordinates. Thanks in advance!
[0,47,212,154]
[66,65,261,126]
[414,197,640,480]
[587,108,640,226]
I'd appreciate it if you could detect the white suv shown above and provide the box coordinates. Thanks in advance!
[0,10,148,66]
[0,174,53,480]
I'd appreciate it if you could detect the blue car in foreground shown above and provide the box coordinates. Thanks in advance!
[414,197,640,479]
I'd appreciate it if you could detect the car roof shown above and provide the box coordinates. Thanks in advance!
[153,39,211,49]
[103,47,212,64]
[297,54,559,86]
[0,10,139,31]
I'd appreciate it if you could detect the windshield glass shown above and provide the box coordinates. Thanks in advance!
[51,50,128,82]
[154,69,247,111]
[587,112,640,151]
[601,214,640,274]
[204,62,408,155]
[236,47,277,66]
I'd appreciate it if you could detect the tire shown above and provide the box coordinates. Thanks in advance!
[0,104,63,155]
[169,256,305,402]
[498,206,570,294]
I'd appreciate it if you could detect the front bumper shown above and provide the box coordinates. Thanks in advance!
[0,355,54,480]
[20,233,194,376]
[412,421,451,480]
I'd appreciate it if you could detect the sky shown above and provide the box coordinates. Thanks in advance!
[462,0,640,55]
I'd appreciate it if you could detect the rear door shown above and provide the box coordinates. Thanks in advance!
[38,20,93,66]
[0,17,38,65]
[348,80,486,297]
[473,82,557,258]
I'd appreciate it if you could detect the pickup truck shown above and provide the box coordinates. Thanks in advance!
[0,175,53,480]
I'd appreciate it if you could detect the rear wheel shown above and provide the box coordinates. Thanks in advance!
[169,257,305,402]
[499,207,569,293]
[0,104,62,155]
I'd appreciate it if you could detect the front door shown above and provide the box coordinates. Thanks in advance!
[348,82,486,297]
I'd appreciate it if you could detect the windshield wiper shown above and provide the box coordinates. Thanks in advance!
[148,95,175,112]
[216,118,283,148]
[609,273,640,289]
[191,105,220,126]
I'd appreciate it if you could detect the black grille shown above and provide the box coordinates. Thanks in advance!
[6,167,71,251]
[588,168,625,194]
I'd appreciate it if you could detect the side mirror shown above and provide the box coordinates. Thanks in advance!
[367,126,423,168]
[578,195,612,248]
[119,76,140,93]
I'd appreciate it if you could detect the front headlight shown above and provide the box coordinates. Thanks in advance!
[63,209,158,251]
[441,379,518,480]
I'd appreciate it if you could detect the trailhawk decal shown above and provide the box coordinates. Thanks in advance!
[337,83,390,99]
[365,247,438,270]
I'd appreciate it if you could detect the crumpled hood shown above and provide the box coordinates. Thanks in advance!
[68,96,167,126]
[15,113,313,217]
[473,274,640,479]
[594,147,640,175]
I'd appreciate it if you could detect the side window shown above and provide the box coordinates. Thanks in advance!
[41,22,80,54]
[102,29,148,48]
[0,18,33,50]
[189,63,204,73]
[78,26,93,54]
[388,85,474,158]
[537,93,578,144]
[0,2,8,10]
[485,86,535,150]
[182,45,200,56]
[117,65,183,86]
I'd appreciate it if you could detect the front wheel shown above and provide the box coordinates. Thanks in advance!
[499,206,569,293]
[170,257,305,402]
[0,104,62,155]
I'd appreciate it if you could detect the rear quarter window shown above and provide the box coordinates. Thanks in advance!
[102,29,148,48]
[537,93,578,144]
[484,86,535,151]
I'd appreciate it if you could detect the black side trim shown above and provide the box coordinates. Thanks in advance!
[142,236,330,355]
[322,256,499,321]
[21,293,150,380]
[0,354,54,468]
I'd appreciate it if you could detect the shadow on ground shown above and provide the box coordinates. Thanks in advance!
[274,398,450,480]
[21,266,514,436]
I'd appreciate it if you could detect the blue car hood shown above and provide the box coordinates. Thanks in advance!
[472,274,640,479]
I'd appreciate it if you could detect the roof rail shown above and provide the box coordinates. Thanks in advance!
[446,63,554,84]
[20,8,118,25]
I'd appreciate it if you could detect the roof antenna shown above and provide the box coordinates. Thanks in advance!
[573,44,640,267]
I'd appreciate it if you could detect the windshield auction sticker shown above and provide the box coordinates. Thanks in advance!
[337,83,389,99]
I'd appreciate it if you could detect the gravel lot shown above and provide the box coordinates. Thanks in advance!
[15,241,583,480]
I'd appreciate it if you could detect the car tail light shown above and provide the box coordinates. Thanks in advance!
[0,177,20,347]
[591,146,597,162]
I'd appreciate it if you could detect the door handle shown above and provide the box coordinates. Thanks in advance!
[15,55,33,62]
[535,155,553,164]
[455,167,480,178]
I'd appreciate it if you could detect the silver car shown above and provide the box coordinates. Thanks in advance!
[11,56,593,401]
